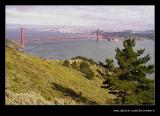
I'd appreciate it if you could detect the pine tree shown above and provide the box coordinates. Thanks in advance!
[105,58,115,76]
[102,37,154,104]
[115,37,154,82]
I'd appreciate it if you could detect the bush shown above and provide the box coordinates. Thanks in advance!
[71,56,98,65]
[86,69,95,80]
[79,61,95,80]
[89,58,97,65]
[71,61,79,70]
[79,61,90,73]
[63,60,70,67]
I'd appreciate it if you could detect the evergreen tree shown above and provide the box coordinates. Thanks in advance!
[115,38,154,81]
[102,37,154,104]
[105,58,115,76]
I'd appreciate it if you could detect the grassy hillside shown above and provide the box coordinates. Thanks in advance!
[5,39,21,50]
[5,39,116,105]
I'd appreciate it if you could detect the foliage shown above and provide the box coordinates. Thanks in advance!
[71,61,79,70]
[71,56,98,65]
[79,61,95,80]
[105,59,114,71]
[124,83,154,104]
[79,61,90,73]
[86,69,95,80]
[103,76,138,96]
[63,60,70,67]
[115,38,154,81]
[102,37,155,104]
[105,58,115,76]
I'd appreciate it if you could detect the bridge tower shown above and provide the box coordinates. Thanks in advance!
[20,28,24,48]
[96,29,99,44]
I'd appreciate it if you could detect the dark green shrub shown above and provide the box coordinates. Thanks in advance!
[86,69,95,80]
[79,62,90,73]
[63,60,70,68]
[79,61,95,80]
[71,56,98,65]
[71,61,79,70]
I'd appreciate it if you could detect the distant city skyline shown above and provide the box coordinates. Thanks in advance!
[6,5,154,31]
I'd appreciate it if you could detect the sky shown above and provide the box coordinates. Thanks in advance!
[6,5,154,31]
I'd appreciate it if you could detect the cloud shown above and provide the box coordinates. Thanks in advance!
[5,5,154,31]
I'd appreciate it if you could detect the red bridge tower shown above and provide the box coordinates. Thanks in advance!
[20,28,24,48]
[96,29,99,44]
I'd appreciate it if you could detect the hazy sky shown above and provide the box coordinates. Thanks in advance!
[6,5,154,31]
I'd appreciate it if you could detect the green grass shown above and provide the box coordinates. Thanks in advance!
[5,39,116,105]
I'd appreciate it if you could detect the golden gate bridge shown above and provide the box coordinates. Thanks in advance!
[19,28,100,49]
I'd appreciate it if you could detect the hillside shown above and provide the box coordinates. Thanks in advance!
[5,39,116,105]
[5,39,20,50]
[97,30,155,40]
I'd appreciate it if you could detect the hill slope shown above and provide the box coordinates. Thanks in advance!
[5,39,116,105]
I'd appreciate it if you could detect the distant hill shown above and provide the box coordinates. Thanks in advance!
[5,39,116,105]
[92,30,155,40]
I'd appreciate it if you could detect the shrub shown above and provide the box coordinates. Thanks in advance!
[71,61,79,70]
[86,69,95,80]
[79,61,95,80]
[63,60,70,68]
[71,56,98,65]
[79,61,90,73]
